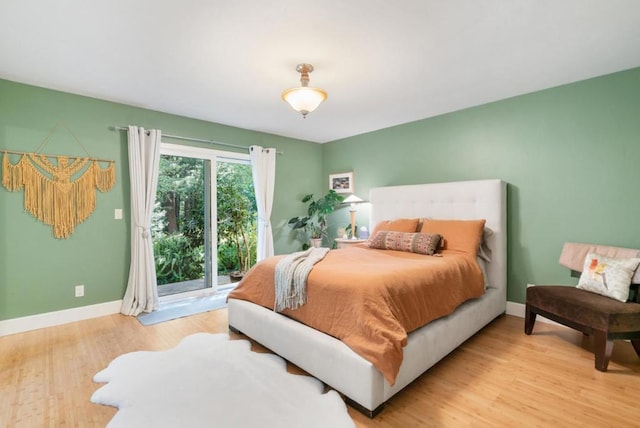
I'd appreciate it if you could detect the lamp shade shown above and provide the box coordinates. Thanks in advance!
[281,86,327,116]
[343,194,364,205]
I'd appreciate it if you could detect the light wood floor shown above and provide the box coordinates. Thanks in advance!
[2,310,639,427]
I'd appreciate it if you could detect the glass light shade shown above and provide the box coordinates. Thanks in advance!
[281,86,327,116]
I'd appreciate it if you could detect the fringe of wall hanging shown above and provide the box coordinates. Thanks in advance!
[2,153,116,238]
[1,123,116,239]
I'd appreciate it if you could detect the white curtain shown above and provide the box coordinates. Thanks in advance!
[250,145,276,261]
[121,126,162,316]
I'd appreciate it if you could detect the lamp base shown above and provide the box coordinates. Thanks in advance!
[349,209,357,239]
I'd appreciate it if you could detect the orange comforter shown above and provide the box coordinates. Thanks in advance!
[228,245,484,385]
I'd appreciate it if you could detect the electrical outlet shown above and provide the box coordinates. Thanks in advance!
[75,285,85,297]
[114,209,123,220]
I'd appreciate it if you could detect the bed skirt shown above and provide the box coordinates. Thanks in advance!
[228,285,505,415]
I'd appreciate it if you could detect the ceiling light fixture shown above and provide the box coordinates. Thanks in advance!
[281,63,327,118]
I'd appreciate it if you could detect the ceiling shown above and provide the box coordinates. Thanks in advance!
[1,1,639,143]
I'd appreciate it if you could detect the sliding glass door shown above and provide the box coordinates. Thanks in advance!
[152,144,255,298]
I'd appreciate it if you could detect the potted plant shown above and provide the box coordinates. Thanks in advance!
[288,190,344,249]
[218,197,256,281]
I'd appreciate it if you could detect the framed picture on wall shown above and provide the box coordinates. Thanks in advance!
[329,171,354,194]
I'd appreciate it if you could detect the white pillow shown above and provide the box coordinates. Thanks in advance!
[478,227,493,262]
[477,257,490,289]
[576,252,640,302]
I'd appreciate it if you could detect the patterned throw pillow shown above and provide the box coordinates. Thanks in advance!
[576,252,640,302]
[368,231,442,255]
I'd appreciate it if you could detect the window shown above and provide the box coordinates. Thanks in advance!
[152,143,256,298]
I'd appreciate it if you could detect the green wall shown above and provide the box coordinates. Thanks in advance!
[3,67,639,320]
[0,79,323,320]
[323,67,640,304]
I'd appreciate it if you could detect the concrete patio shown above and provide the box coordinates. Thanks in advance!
[157,275,235,297]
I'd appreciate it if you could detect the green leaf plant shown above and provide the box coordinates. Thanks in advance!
[288,190,344,248]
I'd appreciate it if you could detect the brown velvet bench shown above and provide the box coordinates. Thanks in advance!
[525,285,640,371]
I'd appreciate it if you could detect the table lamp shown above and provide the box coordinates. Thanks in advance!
[343,194,364,239]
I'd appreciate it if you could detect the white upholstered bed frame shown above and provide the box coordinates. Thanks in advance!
[228,179,507,416]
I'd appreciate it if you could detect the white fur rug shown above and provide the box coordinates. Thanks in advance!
[91,333,354,427]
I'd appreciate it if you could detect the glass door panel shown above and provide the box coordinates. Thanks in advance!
[216,159,256,290]
[153,154,211,297]
[151,144,255,298]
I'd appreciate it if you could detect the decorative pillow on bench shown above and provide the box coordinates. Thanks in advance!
[576,252,640,302]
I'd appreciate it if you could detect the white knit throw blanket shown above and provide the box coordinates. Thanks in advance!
[274,247,330,312]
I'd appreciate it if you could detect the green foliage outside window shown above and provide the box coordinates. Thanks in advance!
[152,155,256,285]
[216,161,257,275]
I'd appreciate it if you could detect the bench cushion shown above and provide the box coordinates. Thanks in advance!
[526,286,640,333]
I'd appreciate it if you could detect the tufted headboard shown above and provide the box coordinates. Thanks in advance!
[369,179,507,294]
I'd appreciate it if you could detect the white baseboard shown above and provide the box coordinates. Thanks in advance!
[506,301,526,318]
[0,299,559,337]
[0,300,123,337]
[505,301,562,326]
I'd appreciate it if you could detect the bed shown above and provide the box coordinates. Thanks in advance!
[228,179,507,416]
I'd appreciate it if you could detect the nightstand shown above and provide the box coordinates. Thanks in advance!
[335,238,368,249]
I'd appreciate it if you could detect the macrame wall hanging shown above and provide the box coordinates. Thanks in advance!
[1,123,116,239]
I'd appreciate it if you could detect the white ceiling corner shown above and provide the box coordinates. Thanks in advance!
[1,0,639,143]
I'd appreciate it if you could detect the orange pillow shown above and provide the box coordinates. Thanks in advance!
[420,219,486,257]
[371,218,420,237]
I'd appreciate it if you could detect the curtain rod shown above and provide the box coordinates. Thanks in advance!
[3,149,113,163]
[110,126,282,155]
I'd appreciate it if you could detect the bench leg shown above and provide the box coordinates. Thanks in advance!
[631,339,640,358]
[593,330,613,371]
[524,304,536,335]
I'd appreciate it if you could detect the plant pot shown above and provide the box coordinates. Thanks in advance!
[309,238,323,248]
[229,271,244,283]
